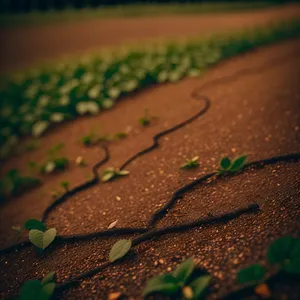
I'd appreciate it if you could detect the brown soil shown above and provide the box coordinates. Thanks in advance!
[1,4,300,73]
[0,39,300,299]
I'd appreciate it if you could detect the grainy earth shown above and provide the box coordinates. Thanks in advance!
[0,39,300,299]
[1,4,300,73]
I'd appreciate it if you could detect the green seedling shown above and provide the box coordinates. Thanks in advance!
[114,132,128,140]
[139,109,153,127]
[75,156,86,167]
[0,169,41,198]
[143,257,211,299]
[40,142,69,174]
[24,218,56,250]
[101,168,130,183]
[60,181,70,192]
[40,158,69,174]
[109,239,132,262]
[236,236,300,298]
[20,271,56,300]
[218,155,247,174]
[180,156,199,169]
[80,131,99,146]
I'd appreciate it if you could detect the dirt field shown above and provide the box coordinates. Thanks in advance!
[0,38,299,299]
[1,4,300,73]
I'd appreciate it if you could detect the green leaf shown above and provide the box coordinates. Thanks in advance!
[38,283,55,300]
[237,264,266,284]
[116,170,130,176]
[109,239,132,262]
[101,171,115,182]
[220,157,231,170]
[20,280,41,300]
[24,219,46,231]
[41,272,56,286]
[143,274,179,297]
[230,155,247,172]
[29,228,57,250]
[267,236,295,265]
[173,257,195,284]
[190,275,211,299]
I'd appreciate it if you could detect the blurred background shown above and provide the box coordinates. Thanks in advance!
[1,0,300,73]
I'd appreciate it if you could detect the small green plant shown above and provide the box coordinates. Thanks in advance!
[75,156,86,167]
[24,218,56,250]
[40,158,69,174]
[60,181,70,192]
[80,131,99,146]
[139,109,152,127]
[236,236,300,298]
[143,257,211,299]
[180,156,199,169]
[101,168,130,183]
[40,143,69,174]
[20,271,56,300]
[0,169,41,199]
[218,155,247,174]
[109,239,132,262]
[114,132,128,139]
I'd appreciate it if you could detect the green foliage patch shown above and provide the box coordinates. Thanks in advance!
[0,169,41,200]
[237,236,300,286]
[143,257,211,299]
[20,271,56,300]
[1,20,299,160]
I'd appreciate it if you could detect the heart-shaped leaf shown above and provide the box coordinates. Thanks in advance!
[173,257,195,284]
[220,157,231,170]
[190,275,211,299]
[41,272,56,286]
[237,264,266,284]
[29,228,57,250]
[230,155,247,172]
[24,219,46,231]
[143,274,179,297]
[109,239,132,262]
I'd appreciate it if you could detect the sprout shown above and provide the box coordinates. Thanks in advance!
[75,156,86,167]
